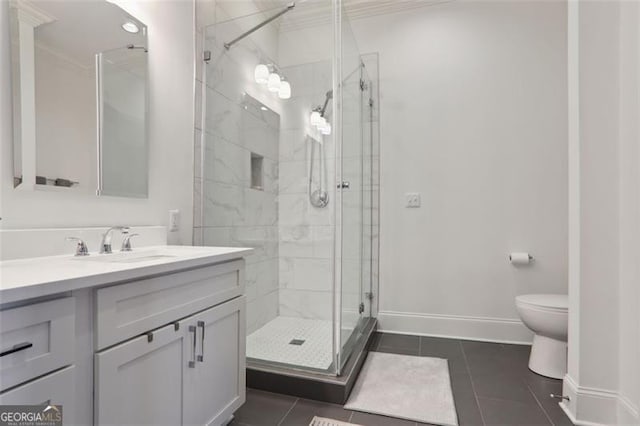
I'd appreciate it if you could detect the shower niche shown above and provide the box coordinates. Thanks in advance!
[194,0,380,391]
[250,153,264,190]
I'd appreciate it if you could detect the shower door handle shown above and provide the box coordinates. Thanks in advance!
[338,181,350,189]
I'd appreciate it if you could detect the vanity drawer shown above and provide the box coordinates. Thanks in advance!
[0,297,75,391]
[95,259,245,350]
[0,366,75,423]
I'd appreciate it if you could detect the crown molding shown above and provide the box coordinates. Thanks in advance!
[273,0,455,33]
[9,0,56,27]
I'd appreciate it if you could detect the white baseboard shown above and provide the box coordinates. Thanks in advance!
[618,394,640,425]
[562,374,639,425]
[377,310,533,344]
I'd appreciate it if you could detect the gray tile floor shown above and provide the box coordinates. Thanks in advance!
[231,333,573,426]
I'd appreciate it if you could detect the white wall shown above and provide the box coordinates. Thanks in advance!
[0,0,195,247]
[563,1,640,424]
[348,1,568,342]
[616,1,640,421]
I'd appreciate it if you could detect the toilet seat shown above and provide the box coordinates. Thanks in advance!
[516,294,568,313]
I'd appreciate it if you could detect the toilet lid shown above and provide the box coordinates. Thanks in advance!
[516,294,568,310]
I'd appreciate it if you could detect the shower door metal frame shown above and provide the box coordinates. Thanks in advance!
[332,0,344,376]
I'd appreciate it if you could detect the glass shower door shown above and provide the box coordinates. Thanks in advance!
[338,11,367,368]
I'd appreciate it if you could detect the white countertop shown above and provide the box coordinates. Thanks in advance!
[0,245,253,304]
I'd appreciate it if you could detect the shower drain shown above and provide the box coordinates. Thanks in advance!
[289,339,306,346]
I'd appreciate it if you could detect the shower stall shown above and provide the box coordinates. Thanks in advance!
[193,0,379,379]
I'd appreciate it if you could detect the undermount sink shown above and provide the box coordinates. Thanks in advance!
[83,254,177,263]
[74,250,178,263]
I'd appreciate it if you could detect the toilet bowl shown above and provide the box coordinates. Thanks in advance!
[516,294,568,379]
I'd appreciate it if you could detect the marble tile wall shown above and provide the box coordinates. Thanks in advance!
[278,60,336,321]
[194,8,283,334]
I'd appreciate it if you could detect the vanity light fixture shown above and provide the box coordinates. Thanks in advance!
[310,110,322,126]
[254,64,269,84]
[310,108,331,135]
[255,63,291,99]
[278,80,291,99]
[121,21,140,34]
[267,73,281,92]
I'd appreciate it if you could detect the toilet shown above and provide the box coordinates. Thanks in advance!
[515,294,568,379]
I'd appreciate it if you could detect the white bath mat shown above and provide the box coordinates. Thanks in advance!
[344,352,459,426]
[309,417,361,426]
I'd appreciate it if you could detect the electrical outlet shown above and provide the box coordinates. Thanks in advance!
[169,210,180,232]
[405,193,421,208]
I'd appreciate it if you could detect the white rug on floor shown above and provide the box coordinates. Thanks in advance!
[344,352,459,426]
[309,417,361,426]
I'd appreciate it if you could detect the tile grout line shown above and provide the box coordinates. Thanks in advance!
[276,398,299,426]
[526,384,555,426]
[460,341,486,426]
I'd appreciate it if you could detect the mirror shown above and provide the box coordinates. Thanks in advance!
[9,0,148,198]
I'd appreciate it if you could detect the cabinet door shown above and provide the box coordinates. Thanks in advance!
[95,323,188,426]
[183,296,246,426]
[0,366,75,424]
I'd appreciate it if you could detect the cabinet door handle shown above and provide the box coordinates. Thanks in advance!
[0,342,33,357]
[197,321,205,362]
[188,325,196,368]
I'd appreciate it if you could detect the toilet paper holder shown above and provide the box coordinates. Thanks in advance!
[509,254,534,261]
[509,253,535,265]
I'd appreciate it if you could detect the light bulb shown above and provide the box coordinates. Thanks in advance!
[122,21,139,34]
[267,73,281,92]
[321,122,331,135]
[310,111,322,126]
[254,64,269,84]
[278,81,291,99]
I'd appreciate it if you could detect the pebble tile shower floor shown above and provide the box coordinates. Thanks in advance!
[233,332,573,426]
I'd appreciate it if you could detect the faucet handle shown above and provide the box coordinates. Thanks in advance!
[121,233,139,252]
[66,237,89,256]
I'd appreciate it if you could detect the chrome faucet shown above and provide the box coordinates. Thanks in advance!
[66,237,89,256]
[100,226,130,254]
[121,233,139,252]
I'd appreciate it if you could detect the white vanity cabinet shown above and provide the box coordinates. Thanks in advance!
[0,366,75,413]
[0,297,76,422]
[0,246,251,426]
[94,260,246,426]
[182,297,245,426]
[94,321,187,425]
